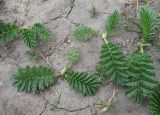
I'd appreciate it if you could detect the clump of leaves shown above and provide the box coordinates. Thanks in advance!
[64,71,100,96]
[69,48,79,65]
[26,50,39,60]
[149,85,160,115]
[89,6,99,18]
[126,6,158,43]
[104,10,121,38]
[100,43,128,84]
[22,23,50,48]
[72,26,98,41]
[125,53,158,103]
[0,23,20,44]
[12,66,56,92]
[0,23,50,48]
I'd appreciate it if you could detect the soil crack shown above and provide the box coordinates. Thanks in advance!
[42,96,94,113]
[65,0,76,18]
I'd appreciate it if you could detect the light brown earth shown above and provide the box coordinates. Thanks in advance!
[0,0,160,115]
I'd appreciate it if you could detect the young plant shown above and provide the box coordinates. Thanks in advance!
[126,6,158,43]
[0,23,20,44]
[89,6,99,18]
[61,48,100,96]
[101,11,128,85]
[95,99,115,112]
[12,66,56,92]
[149,85,160,115]
[125,43,158,103]
[72,26,97,41]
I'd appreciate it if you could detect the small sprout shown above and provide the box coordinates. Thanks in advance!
[72,26,98,41]
[26,50,39,60]
[61,48,80,75]
[95,99,115,112]
[89,6,99,18]
[69,48,80,65]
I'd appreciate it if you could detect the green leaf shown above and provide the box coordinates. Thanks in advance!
[31,23,50,41]
[105,11,121,36]
[149,85,160,115]
[100,43,128,85]
[22,23,50,48]
[22,29,37,48]
[140,6,157,43]
[64,71,100,96]
[125,53,158,103]
[0,23,19,44]
[69,48,80,65]
[12,66,56,92]
[72,26,97,41]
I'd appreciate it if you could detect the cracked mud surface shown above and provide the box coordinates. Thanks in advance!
[0,0,160,115]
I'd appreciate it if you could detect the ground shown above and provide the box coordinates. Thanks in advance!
[0,0,159,115]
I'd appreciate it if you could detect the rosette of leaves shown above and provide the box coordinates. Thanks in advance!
[12,66,56,92]
[64,71,100,96]
[149,84,160,115]
[0,23,20,44]
[72,26,97,41]
[125,53,158,103]
[22,23,50,48]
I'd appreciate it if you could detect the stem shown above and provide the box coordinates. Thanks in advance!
[140,43,144,54]
[102,33,108,44]
[61,62,72,75]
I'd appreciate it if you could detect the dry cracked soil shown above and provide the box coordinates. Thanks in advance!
[0,0,160,115]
